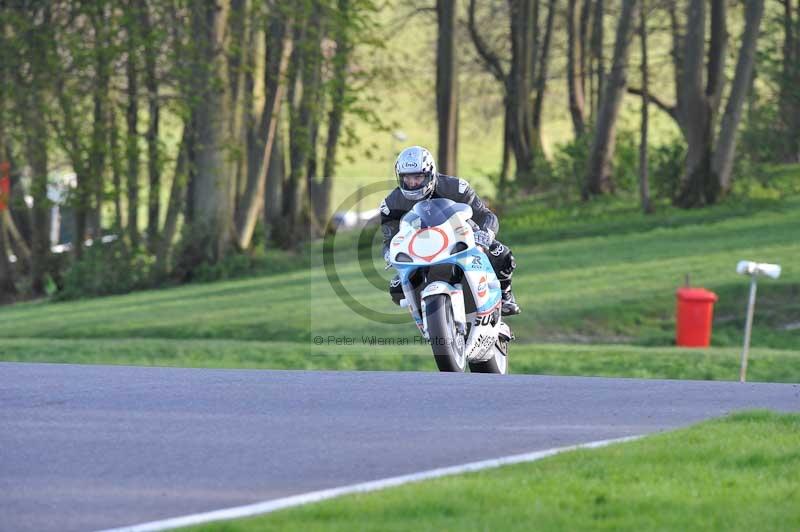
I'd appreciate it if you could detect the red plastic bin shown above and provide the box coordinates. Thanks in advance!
[675,288,718,347]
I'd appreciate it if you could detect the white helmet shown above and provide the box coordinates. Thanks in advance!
[394,146,437,201]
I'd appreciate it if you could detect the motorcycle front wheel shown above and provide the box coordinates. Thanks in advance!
[424,294,467,372]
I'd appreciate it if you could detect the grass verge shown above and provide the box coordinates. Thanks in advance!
[183,411,800,532]
[4,339,799,383]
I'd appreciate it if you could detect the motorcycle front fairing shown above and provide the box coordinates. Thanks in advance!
[389,199,504,362]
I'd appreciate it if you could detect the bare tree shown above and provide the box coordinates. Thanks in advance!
[467,0,551,191]
[629,1,765,207]
[584,0,640,197]
[711,0,765,194]
[675,0,764,206]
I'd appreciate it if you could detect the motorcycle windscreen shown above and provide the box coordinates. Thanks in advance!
[402,198,473,229]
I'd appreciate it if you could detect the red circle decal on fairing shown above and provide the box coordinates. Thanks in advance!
[408,227,449,262]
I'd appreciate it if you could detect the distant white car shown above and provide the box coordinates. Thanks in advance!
[331,208,380,231]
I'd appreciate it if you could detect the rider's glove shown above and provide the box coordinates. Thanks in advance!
[474,229,495,249]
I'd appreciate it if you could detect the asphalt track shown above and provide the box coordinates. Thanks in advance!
[1,362,798,532]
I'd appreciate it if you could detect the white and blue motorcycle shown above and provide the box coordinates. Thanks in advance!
[388,198,513,374]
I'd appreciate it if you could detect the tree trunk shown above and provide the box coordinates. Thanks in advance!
[436,0,458,175]
[109,103,124,232]
[638,0,652,214]
[532,0,556,135]
[141,1,162,252]
[791,0,800,161]
[507,0,539,190]
[706,0,727,116]
[675,0,715,207]
[263,126,285,243]
[591,0,605,116]
[186,0,233,263]
[779,0,800,162]
[155,126,189,274]
[303,3,328,236]
[499,103,510,194]
[226,0,250,219]
[567,0,586,138]
[53,78,89,257]
[88,4,111,241]
[236,2,258,216]
[668,2,685,132]
[284,5,319,245]
[712,0,764,194]
[322,0,351,215]
[235,8,292,250]
[578,0,591,108]
[125,1,140,248]
[25,96,50,295]
[21,6,52,294]
[583,0,639,198]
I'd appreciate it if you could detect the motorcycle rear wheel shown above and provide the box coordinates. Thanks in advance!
[425,294,467,372]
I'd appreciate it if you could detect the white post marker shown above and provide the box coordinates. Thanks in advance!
[735,260,781,383]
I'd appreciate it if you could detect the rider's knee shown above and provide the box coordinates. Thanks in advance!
[488,241,515,276]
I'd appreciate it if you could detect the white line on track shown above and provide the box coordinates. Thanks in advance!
[99,435,643,532]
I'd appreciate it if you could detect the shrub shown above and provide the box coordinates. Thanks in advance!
[650,138,686,200]
[550,133,591,197]
[56,239,154,300]
[550,130,685,202]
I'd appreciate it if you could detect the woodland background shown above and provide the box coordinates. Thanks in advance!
[0,0,798,303]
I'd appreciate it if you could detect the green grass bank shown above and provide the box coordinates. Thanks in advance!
[183,411,800,532]
[1,193,798,381]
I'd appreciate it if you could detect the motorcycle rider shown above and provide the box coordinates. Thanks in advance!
[380,146,520,316]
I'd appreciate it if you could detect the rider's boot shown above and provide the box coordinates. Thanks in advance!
[501,287,521,316]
